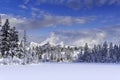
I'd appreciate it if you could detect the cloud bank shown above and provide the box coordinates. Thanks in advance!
[0,13,95,29]
[31,0,120,10]
[1,13,120,47]
[38,25,120,47]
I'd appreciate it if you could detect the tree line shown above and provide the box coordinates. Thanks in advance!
[0,19,120,65]
[77,42,120,63]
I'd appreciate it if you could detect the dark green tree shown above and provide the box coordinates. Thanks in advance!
[81,43,90,62]
[0,19,11,58]
[0,19,19,58]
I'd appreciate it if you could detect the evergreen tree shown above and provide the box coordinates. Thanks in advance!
[23,30,29,64]
[0,19,19,61]
[95,44,102,62]
[0,19,12,58]
[10,27,19,58]
[17,41,24,59]
[109,42,114,62]
[81,43,90,62]
[113,45,119,63]
[91,45,97,62]
[101,41,108,62]
[118,44,120,62]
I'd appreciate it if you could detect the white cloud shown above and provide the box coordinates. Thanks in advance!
[52,29,106,47]
[0,13,96,44]
[0,13,27,29]
[28,14,86,28]
[0,13,95,30]
[84,0,93,7]
[1,13,120,47]
[30,7,41,17]
[108,0,120,5]
[38,25,120,47]
[66,0,82,10]
[34,0,120,10]
[24,0,30,4]
[31,7,40,12]
[18,5,28,9]
[96,0,108,6]
[22,15,89,28]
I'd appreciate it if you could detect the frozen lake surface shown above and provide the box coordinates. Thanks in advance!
[0,63,120,80]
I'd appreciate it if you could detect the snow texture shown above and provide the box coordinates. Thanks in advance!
[0,63,120,80]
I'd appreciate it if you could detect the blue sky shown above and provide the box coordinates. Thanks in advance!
[0,0,120,46]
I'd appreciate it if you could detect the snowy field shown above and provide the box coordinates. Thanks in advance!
[0,63,120,80]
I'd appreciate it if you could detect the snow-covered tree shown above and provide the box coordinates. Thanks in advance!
[81,43,90,62]
[101,41,108,62]
[0,19,19,58]
[0,19,21,64]
[108,42,114,62]
[10,27,19,58]
[113,45,119,63]
[0,19,11,58]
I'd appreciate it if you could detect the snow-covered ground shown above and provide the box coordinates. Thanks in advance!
[0,63,120,80]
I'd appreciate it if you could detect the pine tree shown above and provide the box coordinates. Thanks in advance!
[0,19,19,63]
[109,42,114,62]
[23,30,27,64]
[22,30,31,64]
[10,26,19,58]
[0,19,11,58]
[82,43,90,62]
[118,45,120,62]
[101,41,108,62]
[95,44,102,62]
[113,45,119,63]
[91,45,97,62]
[17,41,24,59]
